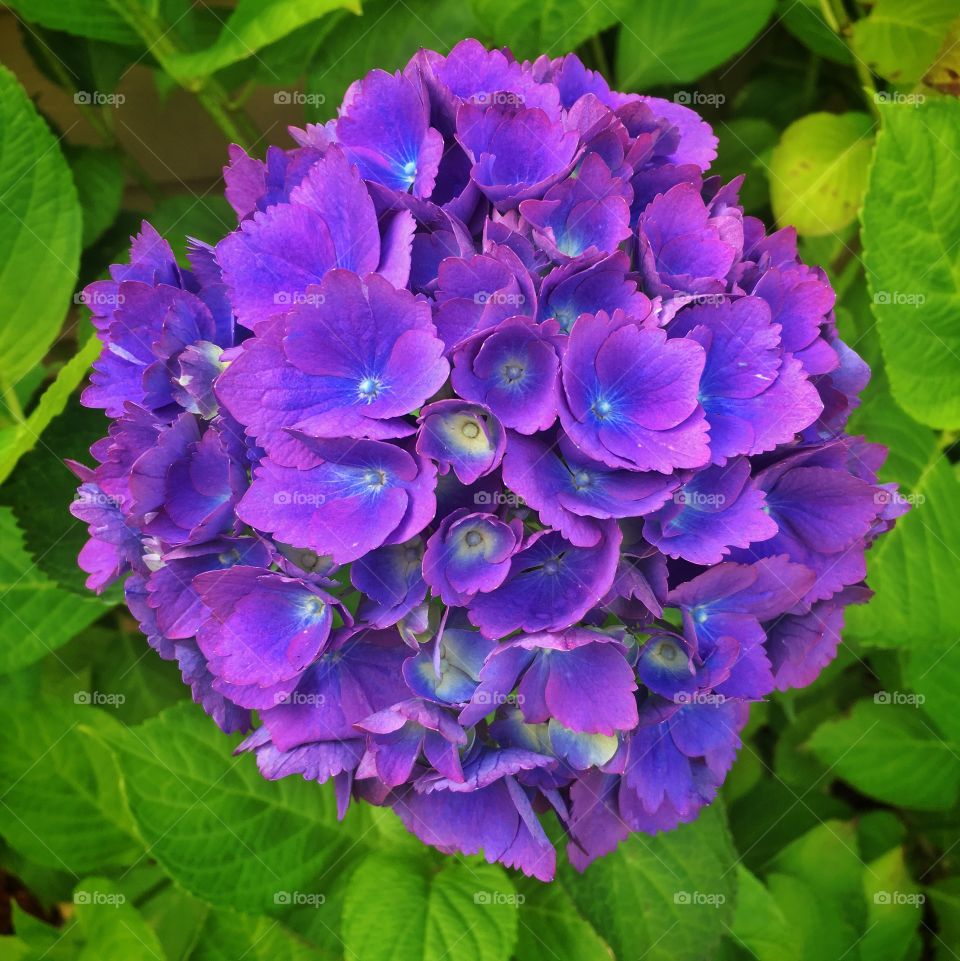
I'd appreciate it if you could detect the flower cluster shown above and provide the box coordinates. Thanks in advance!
[72,40,904,881]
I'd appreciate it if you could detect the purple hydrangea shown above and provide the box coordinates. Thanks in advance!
[72,39,905,882]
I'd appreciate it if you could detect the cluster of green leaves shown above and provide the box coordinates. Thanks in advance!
[1,0,960,958]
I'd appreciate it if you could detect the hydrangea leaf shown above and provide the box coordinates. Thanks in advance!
[342,854,519,961]
[187,905,331,961]
[0,507,109,672]
[616,0,775,90]
[862,98,960,430]
[846,455,960,650]
[99,701,370,912]
[778,0,852,64]
[851,0,958,84]
[859,847,923,961]
[513,880,613,961]
[0,66,81,392]
[472,0,629,58]
[765,873,859,961]
[770,820,866,932]
[559,802,736,961]
[67,147,124,249]
[74,876,166,961]
[808,700,960,810]
[927,878,960,956]
[162,0,362,80]
[4,0,139,44]
[770,112,875,237]
[726,865,801,961]
[0,700,141,874]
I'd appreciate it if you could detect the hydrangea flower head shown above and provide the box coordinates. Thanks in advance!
[73,39,905,882]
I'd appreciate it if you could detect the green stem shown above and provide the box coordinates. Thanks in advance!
[106,0,258,149]
[819,0,881,119]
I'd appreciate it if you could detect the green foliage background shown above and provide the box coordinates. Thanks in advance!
[0,1,959,958]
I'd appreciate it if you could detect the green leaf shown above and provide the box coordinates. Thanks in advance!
[0,66,81,394]
[67,148,124,249]
[861,98,960,430]
[927,878,960,961]
[100,701,368,912]
[808,700,960,810]
[560,802,736,961]
[0,333,101,486]
[860,847,923,961]
[846,457,960,650]
[342,854,518,961]
[514,879,613,961]
[616,0,775,90]
[74,877,165,961]
[770,820,866,932]
[4,0,139,44]
[0,700,141,874]
[851,0,958,85]
[141,194,236,267]
[163,0,361,80]
[0,507,108,673]
[727,866,800,961]
[769,111,875,236]
[472,0,628,59]
[188,905,327,961]
[765,873,859,961]
[778,0,852,64]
